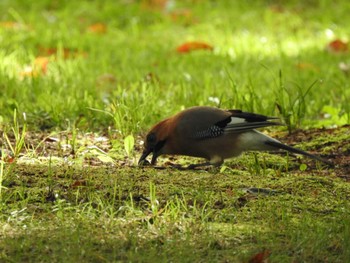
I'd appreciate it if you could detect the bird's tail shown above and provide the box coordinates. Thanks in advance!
[264,140,333,166]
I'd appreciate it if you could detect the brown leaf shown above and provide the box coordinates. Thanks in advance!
[19,66,38,78]
[327,39,348,53]
[141,0,169,10]
[19,56,51,78]
[248,249,271,263]
[296,62,319,72]
[176,41,213,53]
[169,9,195,24]
[87,23,107,34]
[35,56,50,74]
[0,21,27,30]
[268,4,286,13]
[37,46,87,59]
[225,188,234,196]
[71,180,87,188]
[96,73,117,86]
[6,156,15,163]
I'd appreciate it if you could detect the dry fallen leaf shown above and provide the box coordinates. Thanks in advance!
[19,56,51,78]
[34,56,50,74]
[248,249,271,263]
[96,74,117,86]
[268,4,285,13]
[1,149,15,163]
[339,61,350,74]
[169,9,195,24]
[327,39,348,53]
[176,41,213,53]
[296,62,319,72]
[37,46,87,59]
[71,180,87,188]
[0,21,27,30]
[225,188,234,197]
[20,66,38,78]
[87,23,107,34]
[5,156,15,163]
[141,0,169,11]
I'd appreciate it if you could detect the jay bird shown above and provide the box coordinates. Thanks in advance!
[138,106,331,168]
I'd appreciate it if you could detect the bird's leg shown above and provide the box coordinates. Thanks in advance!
[166,162,211,170]
[167,163,186,169]
[186,162,213,170]
[186,159,223,170]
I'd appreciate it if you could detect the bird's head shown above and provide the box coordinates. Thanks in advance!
[138,119,170,166]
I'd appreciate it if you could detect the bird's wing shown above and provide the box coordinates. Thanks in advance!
[223,120,281,133]
[223,110,282,133]
[227,110,278,122]
[193,110,281,139]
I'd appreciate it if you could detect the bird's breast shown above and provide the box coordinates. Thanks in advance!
[165,133,243,160]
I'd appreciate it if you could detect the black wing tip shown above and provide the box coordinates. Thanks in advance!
[268,121,284,126]
[228,109,279,122]
[223,121,283,132]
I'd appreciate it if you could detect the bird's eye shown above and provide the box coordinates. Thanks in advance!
[147,133,157,145]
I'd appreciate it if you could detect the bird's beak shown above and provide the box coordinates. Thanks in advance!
[138,148,152,166]
[150,151,159,165]
[138,148,160,166]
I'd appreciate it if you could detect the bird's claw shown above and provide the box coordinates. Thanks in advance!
[138,159,151,166]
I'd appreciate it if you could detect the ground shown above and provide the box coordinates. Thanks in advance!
[1,125,350,262]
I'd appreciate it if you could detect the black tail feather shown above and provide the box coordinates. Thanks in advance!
[265,140,333,166]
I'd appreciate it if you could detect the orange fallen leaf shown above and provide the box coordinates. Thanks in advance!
[0,21,27,30]
[327,39,348,53]
[71,180,87,188]
[169,9,195,24]
[176,41,213,53]
[37,46,87,59]
[248,250,271,263]
[20,56,51,78]
[296,62,319,72]
[225,188,234,196]
[87,23,107,34]
[35,56,50,74]
[38,47,69,57]
[141,0,169,10]
[5,156,15,163]
[0,21,18,28]
[268,4,285,13]
[20,66,38,78]
[96,73,117,86]
[1,149,15,163]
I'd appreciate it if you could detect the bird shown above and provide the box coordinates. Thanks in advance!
[138,106,331,169]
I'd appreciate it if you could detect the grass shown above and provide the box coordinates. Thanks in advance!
[1,160,350,262]
[0,0,349,132]
[0,0,350,262]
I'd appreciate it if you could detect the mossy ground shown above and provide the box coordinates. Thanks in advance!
[1,126,350,262]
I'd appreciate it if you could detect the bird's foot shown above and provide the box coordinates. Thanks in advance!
[186,162,216,170]
[166,162,213,170]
